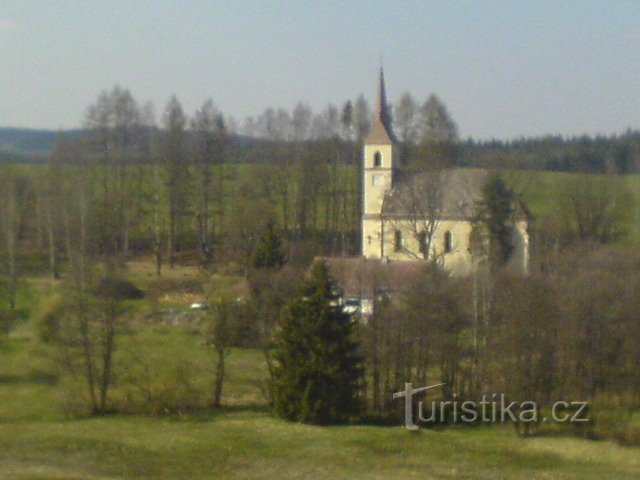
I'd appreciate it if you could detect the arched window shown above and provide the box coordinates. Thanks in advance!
[394,230,403,252]
[373,151,382,167]
[444,231,453,253]
[417,231,427,255]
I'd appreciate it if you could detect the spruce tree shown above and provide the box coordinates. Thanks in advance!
[270,259,363,424]
[479,173,515,270]
[250,220,286,269]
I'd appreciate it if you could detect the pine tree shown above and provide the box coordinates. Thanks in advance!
[250,220,286,269]
[479,173,515,271]
[270,259,363,424]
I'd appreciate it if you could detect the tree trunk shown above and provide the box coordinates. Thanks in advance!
[213,347,225,408]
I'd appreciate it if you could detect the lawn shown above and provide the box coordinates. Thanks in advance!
[1,262,639,479]
[508,170,640,245]
[2,348,639,477]
[1,411,639,479]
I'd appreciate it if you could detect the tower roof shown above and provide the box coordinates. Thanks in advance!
[365,67,396,145]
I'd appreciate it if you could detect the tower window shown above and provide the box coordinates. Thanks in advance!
[373,151,382,167]
[394,230,403,252]
[444,231,453,253]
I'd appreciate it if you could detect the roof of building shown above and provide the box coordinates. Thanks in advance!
[381,168,531,221]
[326,257,427,297]
[364,68,397,145]
[381,168,486,220]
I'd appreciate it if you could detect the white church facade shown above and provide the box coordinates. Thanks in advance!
[361,69,531,275]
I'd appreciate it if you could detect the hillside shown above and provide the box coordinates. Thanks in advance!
[0,128,82,164]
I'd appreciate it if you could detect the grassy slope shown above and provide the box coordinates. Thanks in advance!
[1,412,639,479]
[1,261,640,479]
[507,170,640,244]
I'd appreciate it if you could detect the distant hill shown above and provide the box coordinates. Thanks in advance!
[0,128,84,164]
[0,127,313,166]
[0,128,60,152]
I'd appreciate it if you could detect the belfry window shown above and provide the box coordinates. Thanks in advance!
[373,151,382,167]
[444,231,453,253]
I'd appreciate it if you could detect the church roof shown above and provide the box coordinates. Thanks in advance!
[364,68,397,145]
[326,257,426,297]
[381,168,484,220]
[381,168,531,220]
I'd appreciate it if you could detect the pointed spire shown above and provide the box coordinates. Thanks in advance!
[376,67,388,123]
[366,67,396,144]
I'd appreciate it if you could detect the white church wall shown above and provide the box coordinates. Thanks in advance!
[380,219,475,274]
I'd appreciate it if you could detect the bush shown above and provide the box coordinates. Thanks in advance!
[32,294,65,343]
[95,277,145,300]
[0,308,18,335]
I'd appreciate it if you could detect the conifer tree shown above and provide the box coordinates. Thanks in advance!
[479,173,515,271]
[250,220,286,269]
[270,259,363,424]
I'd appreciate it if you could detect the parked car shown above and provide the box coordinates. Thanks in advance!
[190,300,208,310]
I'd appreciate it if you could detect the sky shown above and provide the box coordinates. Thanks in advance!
[1,1,639,139]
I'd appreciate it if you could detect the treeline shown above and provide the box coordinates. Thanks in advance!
[0,85,636,321]
[358,248,640,438]
[3,85,640,174]
[459,132,640,174]
[0,88,374,343]
[4,87,364,274]
[246,224,640,439]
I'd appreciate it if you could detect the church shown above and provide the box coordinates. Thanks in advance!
[360,69,531,276]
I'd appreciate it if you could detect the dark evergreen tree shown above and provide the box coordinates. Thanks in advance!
[478,173,515,271]
[270,259,363,424]
[250,220,286,269]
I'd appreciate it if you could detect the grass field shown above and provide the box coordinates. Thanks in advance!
[1,262,640,479]
[506,170,640,245]
[2,411,640,479]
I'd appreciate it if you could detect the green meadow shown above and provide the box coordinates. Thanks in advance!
[502,169,640,245]
[1,258,640,479]
[2,410,639,479]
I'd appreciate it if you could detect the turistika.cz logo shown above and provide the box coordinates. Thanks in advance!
[392,383,589,430]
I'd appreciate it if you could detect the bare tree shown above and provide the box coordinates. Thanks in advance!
[192,99,226,268]
[340,100,354,141]
[202,298,241,408]
[559,173,631,244]
[386,170,447,261]
[162,96,190,267]
[417,94,459,168]
[419,94,458,143]
[354,95,372,143]
[85,86,142,258]
[311,103,340,140]
[0,169,19,311]
[291,102,312,141]
[394,91,419,145]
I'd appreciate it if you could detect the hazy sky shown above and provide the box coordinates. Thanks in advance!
[2,1,639,139]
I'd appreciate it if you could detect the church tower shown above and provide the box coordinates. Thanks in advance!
[362,68,397,259]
